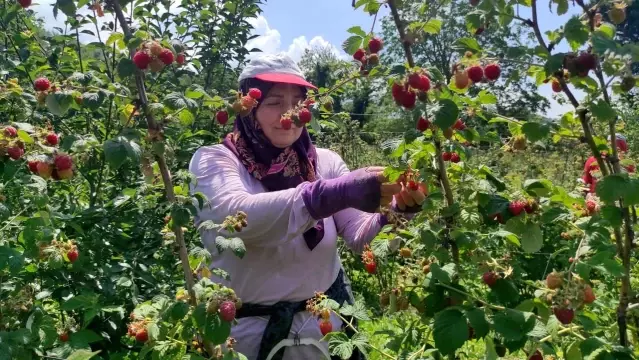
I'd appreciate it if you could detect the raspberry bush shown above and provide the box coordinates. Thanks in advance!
[1,0,639,359]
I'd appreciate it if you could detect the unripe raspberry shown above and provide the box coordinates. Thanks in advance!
[54,154,73,171]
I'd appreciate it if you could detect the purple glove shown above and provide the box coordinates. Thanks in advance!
[301,167,382,220]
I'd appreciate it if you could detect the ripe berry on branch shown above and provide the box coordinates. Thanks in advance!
[54,154,73,171]
[416,117,431,132]
[453,119,466,131]
[132,51,152,70]
[553,307,574,324]
[365,262,376,274]
[551,79,562,93]
[280,117,292,130]
[368,37,383,53]
[576,52,596,72]
[18,0,32,8]
[450,153,461,163]
[158,48,174,65]
[482,271,498,287]
[353,48,366,62]
[135,329,149,343]
[248,88,262,100]
[4,126,17,138]
[319,320,332,335]
[28,160,39,173]
[400,90,417,109]
[442,152,452,161]
[467,65,484,83]
[46,132,59,146]
[508,200,526,216]
[59,332,69,342]
[219,300,237,322]
[298,108,312,124]
[216,111,229,125]
[67,249,79,263]
[484,63,501,81]
[528,350,543,360]
[176,53,186,65]
[7,146,24,160]
[34,77,51,92]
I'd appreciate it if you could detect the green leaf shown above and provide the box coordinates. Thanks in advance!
[203,313,231,344]
[564,17,589,51]
[455,37,481,52]
[555,0,569,15]
[459,209,481,229]
[327,332,354,359]
[544,54,565,76]
[566,340,583,360]
[229,237,246,259]
[347,26,367,37]
[433,99,459,129]
[46,92,73,116]
[341,36,362,55]
[478,91,497,104]
[489,279,520,307]
[0,245,23,273]
[70,330,102,345]
[466,308,490,338]
[103,136,141,169]
[520,222,543,253]
[66,350,101,360]
[56,0,77,17]
[524,179,553,197]
[429,263,455,284]
[117,59,136,78]
[62,294,98,311]
[494,230,520,246]
[600,205,623,227]
[179,110,195,126]
[521,122,550,142]
[492,310,534,341]
[171,206,191,227]
[595,174,628,203]
[433,309,468,355]
[339,301,370,321]
[589,100,617,122]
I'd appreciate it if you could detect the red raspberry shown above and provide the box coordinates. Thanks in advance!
[303,98,315,108]
[416,117,430,132]
[54,154,73,171]
[67,250,78,263]
[216,111,229,125]
[583,285,596,304]
[552,79,562,93]
[626,164,635,173]
[408,73,422,89]
[407,181,419,191]
[176,53,186,65]
[248,88,262,100]
[528,350,543,360]
[400,90,416,109]
[7,146,23,160]
[442,152,452,161]
[553,307,574,325]
[18,0,32,8]
[132,51,152,69]
[158,48,174,65]
[482,271,498,287]
[46,132,59,145]
[586,200,597,213]
[219,300,236,322]
[59,332,69,342]
[391,82,404,100]
[353,48,366,62]
[484,63,501,81]
[419,75,430,91]
[453,119,466,130]
[467,65,484,83]
[508,200,526,216]
[34,77,50,91]
[319,320,332,335]
[28,160,39,173]
[135,329,148,342]
[4,126,17,137]
[450,153,461,163]
[368,37,383,53]
[577,52,596,71]
[280,117,292,130]
[298,108,312,123]
[365,262,376,274]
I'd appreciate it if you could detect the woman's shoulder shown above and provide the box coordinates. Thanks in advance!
[189,144,239,172]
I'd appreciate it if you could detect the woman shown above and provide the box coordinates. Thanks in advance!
[189,53,426,360]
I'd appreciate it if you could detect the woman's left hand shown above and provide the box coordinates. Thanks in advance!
[394,182,427,211]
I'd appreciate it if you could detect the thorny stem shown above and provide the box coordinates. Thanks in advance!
[386,0,458,264]
[108,0,196,304]
[539,326,585,342]
[434,283,505,311]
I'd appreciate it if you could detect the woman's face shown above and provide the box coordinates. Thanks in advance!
[255,83,305,148]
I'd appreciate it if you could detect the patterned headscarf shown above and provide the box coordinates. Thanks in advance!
[222,78,325,250]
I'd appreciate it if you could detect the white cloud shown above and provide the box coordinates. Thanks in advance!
[245,15,346,63]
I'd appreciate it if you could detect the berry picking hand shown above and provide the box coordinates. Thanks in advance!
[394,181,427,211]
[358,166,403,207]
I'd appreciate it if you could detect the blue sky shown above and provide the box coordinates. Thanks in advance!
[32,0,587,117]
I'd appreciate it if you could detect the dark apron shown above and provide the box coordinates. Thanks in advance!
[236,268,365,360]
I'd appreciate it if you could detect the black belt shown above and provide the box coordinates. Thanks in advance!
[236,269,364,360]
